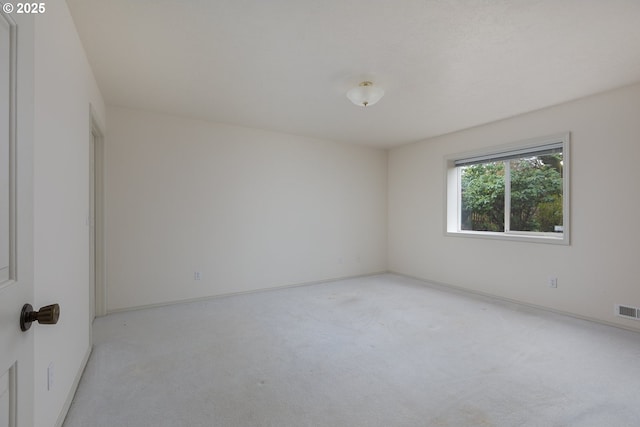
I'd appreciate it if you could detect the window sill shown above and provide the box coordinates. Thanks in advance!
[445,230,569,245]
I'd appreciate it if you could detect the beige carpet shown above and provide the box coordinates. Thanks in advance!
[63,274,640,426]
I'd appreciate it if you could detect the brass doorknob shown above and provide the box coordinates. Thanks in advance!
[20,303,60,331]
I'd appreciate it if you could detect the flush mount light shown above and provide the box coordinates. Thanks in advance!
[346,81,384,107]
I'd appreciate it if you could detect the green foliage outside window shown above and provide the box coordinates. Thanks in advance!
[461,154,563,232]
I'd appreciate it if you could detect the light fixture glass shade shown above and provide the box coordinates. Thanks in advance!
[347,81,384,107]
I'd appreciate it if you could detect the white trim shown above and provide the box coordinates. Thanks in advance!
[55,346,92,427]
[504,160,511,232]
[388,271,640,333]
[107,272,387,314]
[90,105,107,317]
[446,229,567,245]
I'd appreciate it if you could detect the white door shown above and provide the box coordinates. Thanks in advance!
[0,8,35,427]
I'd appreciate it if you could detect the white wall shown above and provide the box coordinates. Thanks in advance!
[105,107,387,311]
[389,83,640,331]
[25,4,640,423]
[33,1,105,425]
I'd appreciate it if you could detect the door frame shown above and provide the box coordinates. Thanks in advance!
[90,107,106,318]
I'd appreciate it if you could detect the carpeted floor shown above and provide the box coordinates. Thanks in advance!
[63,274,640,427]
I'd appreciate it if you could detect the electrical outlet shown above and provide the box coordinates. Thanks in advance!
[548,277,558,288]
[194,271,201,281]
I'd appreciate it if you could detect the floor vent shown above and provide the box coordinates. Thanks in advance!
[615,304,639,320]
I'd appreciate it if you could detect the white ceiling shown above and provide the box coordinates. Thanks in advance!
[67,0,640,148]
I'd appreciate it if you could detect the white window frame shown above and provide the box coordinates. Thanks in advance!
[445,132,570,245]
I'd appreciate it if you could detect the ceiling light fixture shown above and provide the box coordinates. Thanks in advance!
[346,81,384,107]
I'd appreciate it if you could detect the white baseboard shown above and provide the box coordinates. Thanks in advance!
[389,271,640,334]
[107,271,388,315]
[55,345,92,427]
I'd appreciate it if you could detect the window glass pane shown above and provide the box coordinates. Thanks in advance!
[460,161,505,232]
[509,153,563,232]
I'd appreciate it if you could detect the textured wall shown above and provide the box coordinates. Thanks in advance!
[105,107,388,311]
[389,83,640,331]
[33,0,106,425]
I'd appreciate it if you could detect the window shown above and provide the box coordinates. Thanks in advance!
[446,133,570,244]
